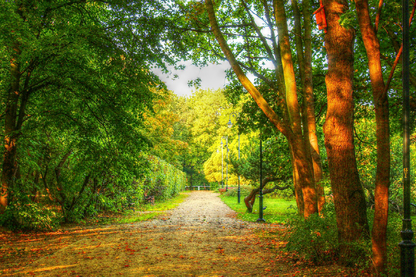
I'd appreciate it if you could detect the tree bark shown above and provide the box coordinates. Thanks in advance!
[292,0,325,212]
[302,0,325,212]
[1,44,22,213]
[289,144,304,215]
[355,0,390,274]
[323,0,370,264]
[273,0,317,218]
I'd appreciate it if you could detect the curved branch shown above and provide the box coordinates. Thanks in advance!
[244,179,291,213]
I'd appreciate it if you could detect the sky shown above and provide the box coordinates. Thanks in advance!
[153,61,231,97]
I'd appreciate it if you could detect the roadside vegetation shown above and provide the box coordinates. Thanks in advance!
[220,187,296,224]
[0,192,189,276]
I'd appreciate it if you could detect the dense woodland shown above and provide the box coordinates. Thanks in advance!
[0,0,415,275]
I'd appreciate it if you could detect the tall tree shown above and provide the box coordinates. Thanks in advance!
[182,0,324,217]
[322,0,369,264]
[354,0,416,273]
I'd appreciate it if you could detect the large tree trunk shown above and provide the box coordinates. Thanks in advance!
[323,0,370,264]
[355,0,390,274]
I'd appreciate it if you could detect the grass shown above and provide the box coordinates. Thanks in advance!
[82,192,190,226]
[220,194,297,224]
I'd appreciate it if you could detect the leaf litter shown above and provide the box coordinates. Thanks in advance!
[1,191,361,276]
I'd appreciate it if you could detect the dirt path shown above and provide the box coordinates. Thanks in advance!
[11,191,294,276]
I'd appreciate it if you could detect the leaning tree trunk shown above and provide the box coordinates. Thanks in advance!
[244,177,290,213]
[206,0,318,218]
[323,0,370,265]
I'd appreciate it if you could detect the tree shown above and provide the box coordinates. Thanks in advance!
[0,0,182,213]
[322,0,369,264]
[143,90,187,168]
[176,89,233,187]
[353,0,416,273]
[228,135,292,212]
[354,0,390,273]
[175,0,325,217]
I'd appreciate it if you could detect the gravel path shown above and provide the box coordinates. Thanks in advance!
[16,191,290,276]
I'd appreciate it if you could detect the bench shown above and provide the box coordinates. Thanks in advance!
[218,188,227,193]
[185,186,211,191]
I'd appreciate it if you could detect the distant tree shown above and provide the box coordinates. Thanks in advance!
[228,135,292,212]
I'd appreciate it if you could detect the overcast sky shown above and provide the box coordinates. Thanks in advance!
[153,61,231,97]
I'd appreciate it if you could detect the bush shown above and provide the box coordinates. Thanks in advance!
[285,203,339,265]
[0,195,61,231]
[140,155,186,202]
[223,185,253,197]
[285,204,404,272]
[210,182,219,191]
[264,187,294,200]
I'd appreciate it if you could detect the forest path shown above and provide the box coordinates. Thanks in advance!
[16,191,291,276]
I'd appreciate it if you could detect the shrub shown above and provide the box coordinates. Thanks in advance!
[0,194,61,231]
[210,182,219,191]
[223,185,253,197]
[140,155,186,202]
[285,203,339,265]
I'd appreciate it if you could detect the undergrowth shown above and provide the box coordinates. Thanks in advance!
[81,192,190,226]
[220,190,297,224]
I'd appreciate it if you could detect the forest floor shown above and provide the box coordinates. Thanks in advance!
[0,191,363,276]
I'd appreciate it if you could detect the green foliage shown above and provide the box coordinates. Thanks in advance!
[176,89,236,187]
[0,0,192,229]
[285,204,403,271]
[0,192,61,231]
[354,108,416,212]
[84,193,190,226]
[222,186,254,197]
[367,209,402,276]
[264,186,294,200]
[220,194,297,224]
[228,134,292,187]
[210,182,220,191]
[141,155,187,202]
[285,204,339,265]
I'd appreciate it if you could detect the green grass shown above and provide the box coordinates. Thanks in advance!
[220,194,297,224]
[89,192,190,225]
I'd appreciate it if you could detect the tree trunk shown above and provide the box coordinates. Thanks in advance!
[289,143,304,215]
[244,178,290,213]
[355,0,390,274]
[323,0,370,264]
[302,0,325,212]
[292,0,325,212]
[274,0,318,218]
[0,46,22,213]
